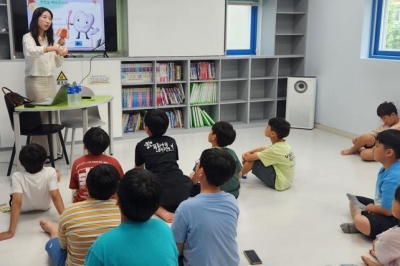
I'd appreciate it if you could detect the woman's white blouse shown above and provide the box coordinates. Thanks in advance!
[23,32,63,77]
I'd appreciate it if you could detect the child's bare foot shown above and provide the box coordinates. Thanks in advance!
[155,207,175,223]
[369,249,377,259]
[361,255,380,266]
[39,220,58,238]
[341,149,354,155]
[56,170,61,182]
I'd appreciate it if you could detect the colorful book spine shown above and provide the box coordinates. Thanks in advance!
[121,63,153,84]
[189,83,217,104]
[189,107,215,128]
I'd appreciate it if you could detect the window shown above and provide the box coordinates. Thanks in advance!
[370,0,400,58]
[226,4,258,55]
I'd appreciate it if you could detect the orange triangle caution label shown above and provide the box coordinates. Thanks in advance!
[57,71,68,81]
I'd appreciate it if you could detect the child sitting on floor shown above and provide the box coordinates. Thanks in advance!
[341,101,400,161]
[191,121,242,198]
[69,127,124,203]
[361,184,400,266]
[241,117,296,191]
[0,143,64,241]
[341,129,400,240]
[135,109,196,223]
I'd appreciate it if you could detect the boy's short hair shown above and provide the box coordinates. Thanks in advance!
[118,169,162,222]
[86,164,120,200]
[376,129,400,159]
[268,117,291,139]
[199,148,236,187]
[211,121,236,147]
[19,143,46,174]
[83,127,110,155]
[144,109,169,137]
[377,101,398,117]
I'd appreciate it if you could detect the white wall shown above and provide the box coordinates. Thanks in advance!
[0,59,122,149]
[127,0,225,57]
[305,0,400,135]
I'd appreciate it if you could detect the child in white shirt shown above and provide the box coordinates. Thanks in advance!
[361,185,400,266]
[0,143,64,241]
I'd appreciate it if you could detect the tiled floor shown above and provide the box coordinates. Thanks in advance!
[0,127,381,265]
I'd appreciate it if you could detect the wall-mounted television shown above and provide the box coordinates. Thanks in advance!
[11,0,118,53]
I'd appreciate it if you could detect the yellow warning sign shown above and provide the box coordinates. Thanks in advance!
[56,71,68,85]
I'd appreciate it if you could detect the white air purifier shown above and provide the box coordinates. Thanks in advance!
[285,76,317,129]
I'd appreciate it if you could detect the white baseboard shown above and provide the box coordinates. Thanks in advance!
[314,123,357,139]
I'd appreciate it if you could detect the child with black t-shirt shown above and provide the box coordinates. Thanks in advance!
[135,109,195,222]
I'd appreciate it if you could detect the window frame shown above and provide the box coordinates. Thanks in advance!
[370,0,400,59]
[226,5,258,56]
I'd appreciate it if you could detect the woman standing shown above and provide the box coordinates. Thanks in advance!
[23,7,67,157]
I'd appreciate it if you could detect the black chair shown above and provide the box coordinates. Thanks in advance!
[4,94,69,176]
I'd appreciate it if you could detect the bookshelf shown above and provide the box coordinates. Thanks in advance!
[120,55,307,135]
[116,0,309,136]
[259,0,308,117]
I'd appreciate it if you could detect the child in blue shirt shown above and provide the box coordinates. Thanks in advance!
[341,129,400,239]
[85,169,178,266]
[172,148,239,266]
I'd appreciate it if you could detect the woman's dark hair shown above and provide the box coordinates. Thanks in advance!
[29,7,54,46]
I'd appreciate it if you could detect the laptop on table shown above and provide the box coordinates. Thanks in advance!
[32,84,68,106]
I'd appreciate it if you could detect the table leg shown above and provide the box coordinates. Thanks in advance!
[82,108,88,155]
[13,112,22,171]
[49,111,58,158]
[108,100,113,155]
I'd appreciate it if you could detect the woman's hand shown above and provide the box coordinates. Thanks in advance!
[57,38,65,46]
[57,46,68,57]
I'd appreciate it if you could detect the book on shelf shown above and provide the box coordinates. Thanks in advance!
[190,107,215,128]
[201,109,215,125]
[156,62,183,82]
[165,109,183,128]
[122,87,153,108]
[190,62,216,80]
[156,84,185,106]
[122,111,146,133]
[121,63,153,84]
[122,109,183,133]
[189,83,217,104]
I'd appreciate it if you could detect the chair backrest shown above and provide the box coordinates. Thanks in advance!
[60,86,102,122]
[81,86,102,118]
[4,94,42,133]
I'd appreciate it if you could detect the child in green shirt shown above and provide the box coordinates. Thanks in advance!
[242,117,296,191]
[208,121,242,198]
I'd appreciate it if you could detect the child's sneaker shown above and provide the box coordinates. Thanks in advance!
[241,174,247,179]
